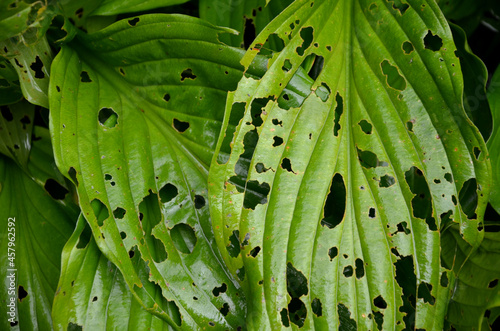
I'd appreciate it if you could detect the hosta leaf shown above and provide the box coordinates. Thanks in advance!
[0,127,78,330]
[199,0,293,49]
[0,35,53,108]
[210,0,490,329]
[0,100,34,169]
[53,215,177,330]
[442,224,500,330]
[0,0,34,41]
[0,60,23,105]
[450,23,492,140]
[487,66,500,214]
[49,14,264,329]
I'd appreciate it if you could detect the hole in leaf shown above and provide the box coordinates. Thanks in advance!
[369,208,376,219]
[104,174,112,181]
[296,26,314,56]
[250,97,273,127]
[444,173,453,183]
[249,246,261,258]
[243,180,271,210]
[128,17,140,26]
[255,163,270,173]
[417,282,435,305]
[119,67,125,76]
[321,173,346,229]
[424,30,443,51]
[396,221,411,235]
[68,167,78,186]
[312,298,323,317]
[280,308,290,327]
[440,272,449,287]
[406,121,414,132]
[373,311,384,330]
[80,71,92,82]
[217,102,247,164]
[171,223,197,254]
[194,195,205,209]
[395,255,417,330]
[281,157,295,173]
[159,183,178,203]
[92,296,98,302]
[459,178,478,219]
[212,283,227,297]
[282,59,292,72]
[1,106,13,121]
[113,207,126,219]
[357,147,389,168]
[343,265,353,278]
[98,108,118,128]
[389,0,410,14]
[180,68,196,81]
[163,93,170,102]
[473,147,481,160]
[91,199,109,227]
[379,174,395,188]
[244,17,256,49]
[67,323,83,331]
[151,235,168,263]
[338,303,357,330]
[359,120,373,134]
[489,279,498,288]
[272,118,283,126]
[76,223,91,249]
[288,298,307,327]
[405,166,437,230]
[227,230,241,257]
[328,247,338,260]
[355,258,365,279]
[333,93,343,136]
[273,136,284,147]
[120,231,126,239]
[75,7,83,18]
[44,179,69,200]
[403,41,414,54]
[287,262,308,298]
[129,250,135,258]
[374,295,387,309]
[220,303,230,316]
[30,56,44,79]
[236,266,245,281]
[381,60,406,91]
[18,286,27,301]
[173,118,189,132]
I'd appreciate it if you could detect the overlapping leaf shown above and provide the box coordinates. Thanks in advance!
[209,0,490,329]
[0,127,78,330]
[0,60,23,105]
[442,224,500,330]
[199,0,293,49]
[53,215,177,330]
[49,14,269,329]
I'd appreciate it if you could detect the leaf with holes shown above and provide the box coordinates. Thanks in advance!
[0,100,34,170]
[53,215,180,330]
[209,0,490,329]
[199,0,293,49]
[0,127,78,330]
[442,224,500,329]
[49,14,264,329]
[0,60,23,105]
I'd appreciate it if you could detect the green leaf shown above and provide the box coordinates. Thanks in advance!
[0,60,23,105]
[0,100,34,169]
[0,0,33,41]
[487,66,500,214]
[0,127,78,330]
[53,215,178,330]
[209,0,490,329]
[199,0,294,49]
[49,14,255,329]
[442,225,500,329]
[0,35,53,108]
[450,23,492,141]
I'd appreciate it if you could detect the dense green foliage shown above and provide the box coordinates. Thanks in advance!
[1,0,500,330]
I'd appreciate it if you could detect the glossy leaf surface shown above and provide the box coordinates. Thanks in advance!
[53,215,177,330]
[210,0,490,329]
[0,127,78,330]
[49,14,259,329]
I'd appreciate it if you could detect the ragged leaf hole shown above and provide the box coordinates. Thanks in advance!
[180,68,197,81]
[98,108,118,128]
[424,30,443,51]
[173,118,189,132]
[128,17,140,26]
[44,179,69,200]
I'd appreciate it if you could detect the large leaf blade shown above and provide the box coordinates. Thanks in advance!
[49,14,254,329]
[209,0,490,329]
